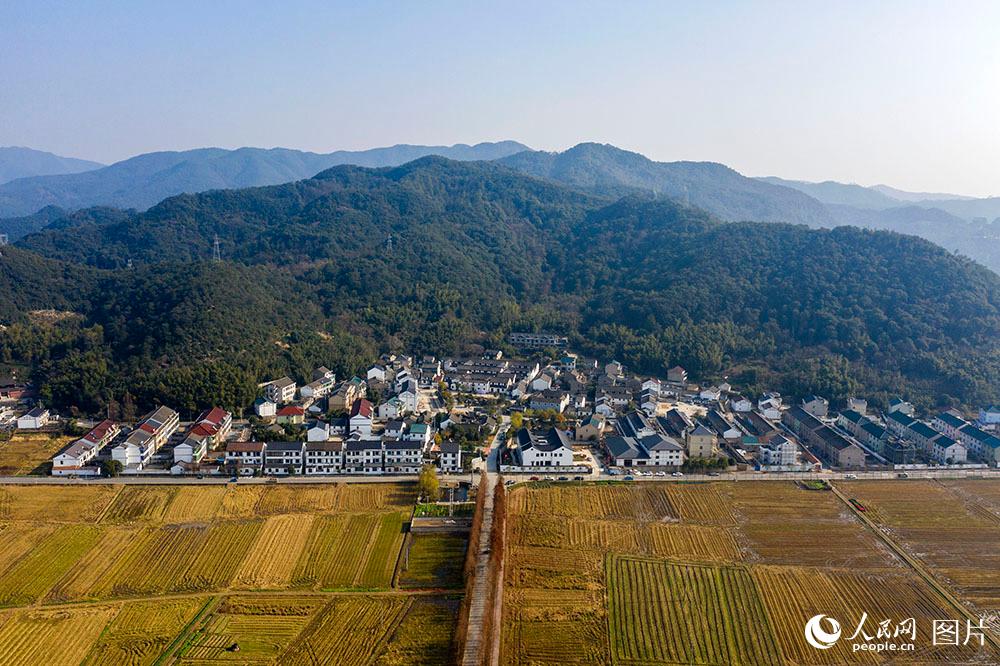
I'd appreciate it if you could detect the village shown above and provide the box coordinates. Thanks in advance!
[2,332,1000,481]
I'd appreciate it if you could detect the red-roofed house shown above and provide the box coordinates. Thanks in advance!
[276,405,305,425]
[350,399,374,436]
[51,419,121,476]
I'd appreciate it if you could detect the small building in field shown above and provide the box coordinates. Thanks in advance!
[16,406,50,430]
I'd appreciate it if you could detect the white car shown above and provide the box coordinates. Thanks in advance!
[671,471,683,477]
[656,471,667,477]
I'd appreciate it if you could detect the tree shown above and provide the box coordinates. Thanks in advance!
[418,464,440,501]
[100,459,123,477]
[509,412,524,431]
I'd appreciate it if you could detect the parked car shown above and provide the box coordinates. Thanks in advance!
[671,471,683,477]
[229,476,238,483]
[896,472,909,479]
[623,475,634,481]
[844,473,858,479]
[655,471,666,477]
[557,476,569,482]
[529,476,539,481]
[573,476,584,481]
[707,471,720,477]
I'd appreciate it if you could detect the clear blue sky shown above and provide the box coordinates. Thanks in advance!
[2,1,998,195]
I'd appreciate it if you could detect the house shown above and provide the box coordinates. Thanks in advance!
[349,399,374,436]
[531,373,554,392]
[801,395,829,418]
[759,434,797,466]
[641,378,662,394]
[757,393,782,421]
[979,406,1000,429]
[384,439,423,473]
[930,433,967,465]
[437,440,463,472]
[276,405,305,425]
[329,381,362,411]
[883,438,918,465]
[884,409,916,437]
[384,420,405,439]
[642,434,685,467]
[300,376,335,400]
[378,397,404,420]
[704,409,743,441]
[956,423,1000,463]
[529,389,570,413]
[225,441,266,475]
[112,406,180,470]
[605,433,684,467]
[847,397,868,415]
[254,398,277,419]
[395,379,419,414]
[605,361,624,378]
[687,423,717,459]
[175,407,232,463]
[576,414,606,441]
[307,421,331,442]
[312,366,335,382]
[305,441,343,474]
[606,435,647,467]
[508,332,568,348]
[618,410,657,439]
[699,386,722,402]
[783,406,864,469]
[344,439,384,474]
[639,389,659,415]
[51,419,120,476]
[16,406,50,430]
[515,428,575,467]
[265,377,297,405]
[666,366,688,384]
[888,398,916,417]
[658,409,693,439]
[404,422,431,446]
[263,441,305,475]
[594,397,616,418]
[730,396,753,413]
[367,364,387,383]
[932,411,968,439]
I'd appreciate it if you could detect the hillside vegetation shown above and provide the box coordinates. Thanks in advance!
[4,157,999,414]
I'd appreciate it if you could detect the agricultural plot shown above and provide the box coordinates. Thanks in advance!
[503,480,1000,665]
[0,482,460,665]
[176,595,326,664]
[400,532,469,588]
[844,480,1000,612]
[0,484,119,523]
[0,605,118,666]
[0,433,71,475]
[607,555,782,665]
[82,597,208,666]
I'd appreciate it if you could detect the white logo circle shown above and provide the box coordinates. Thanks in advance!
[805,614,841,650]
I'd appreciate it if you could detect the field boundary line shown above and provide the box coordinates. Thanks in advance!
[831,482,1000,653]
[93,484,125,524]
[154,594,219,666]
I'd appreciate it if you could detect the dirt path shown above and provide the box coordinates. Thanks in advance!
[462,471,498,666]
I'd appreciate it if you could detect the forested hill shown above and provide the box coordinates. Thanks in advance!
[4,157,1000,415]
[498,143,835,227]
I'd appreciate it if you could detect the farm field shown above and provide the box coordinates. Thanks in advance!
[502,480,1000,665]
[0,433,73,475]
[844,479,1000,612]
[0,482,463,665]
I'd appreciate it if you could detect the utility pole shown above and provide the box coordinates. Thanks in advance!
[213,235,222,262]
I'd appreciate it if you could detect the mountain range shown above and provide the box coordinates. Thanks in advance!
[0,147,103,185]
[0,141,530,218]
[3,155,998,417]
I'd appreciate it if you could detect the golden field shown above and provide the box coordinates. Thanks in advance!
[0,482,465,665]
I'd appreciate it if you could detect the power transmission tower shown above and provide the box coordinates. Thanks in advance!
[0,234,8,246]
[385,233,393,253]
[213,235,222,261]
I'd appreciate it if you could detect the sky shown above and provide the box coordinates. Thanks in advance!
[2,1,999,196]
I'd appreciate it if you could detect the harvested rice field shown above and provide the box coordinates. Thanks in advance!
[0,482,462,665]
[501,479,1000,665]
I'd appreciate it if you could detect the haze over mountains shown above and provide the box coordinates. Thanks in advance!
[0,141,530,218]
[0,147,104,185]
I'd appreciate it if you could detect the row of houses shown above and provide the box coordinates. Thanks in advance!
[51,419,121,476]
[783,406,866,469]
[837,409,918,465]
[111,406,180,470]
[885,410,968,464]
[932,411,1000,463]
[224,438,462,476]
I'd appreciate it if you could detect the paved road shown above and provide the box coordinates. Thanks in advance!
[0,473,476,486]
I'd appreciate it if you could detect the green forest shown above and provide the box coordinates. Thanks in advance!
[2,157,998,416]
